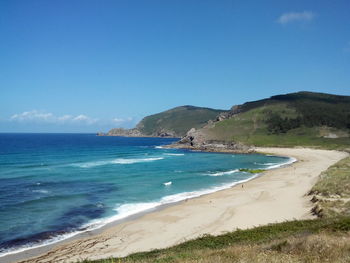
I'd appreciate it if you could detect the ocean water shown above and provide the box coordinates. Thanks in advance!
[0,133,294,257]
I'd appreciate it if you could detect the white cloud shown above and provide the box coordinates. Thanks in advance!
[112,118,125,123]
[73,115,88,121]
[277,11,315,25]
[58,115,72,121]
[8,110,138,129]
[72,114,98,124]
[11,110,55,122]
[112,117,133,124]
[10,110,98,125]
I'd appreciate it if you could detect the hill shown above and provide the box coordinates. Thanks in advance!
[107,106,225,137]
[177,91,350,150]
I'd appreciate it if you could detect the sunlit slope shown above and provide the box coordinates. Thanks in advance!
[202,92,350,149]
[136,105,225,137]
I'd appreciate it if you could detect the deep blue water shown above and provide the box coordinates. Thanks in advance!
[0,133,292,256]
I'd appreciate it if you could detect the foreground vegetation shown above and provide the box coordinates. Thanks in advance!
[82,217,350,263]
[81,155,350,263]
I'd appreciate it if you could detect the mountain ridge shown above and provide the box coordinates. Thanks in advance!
[104,105,226,138]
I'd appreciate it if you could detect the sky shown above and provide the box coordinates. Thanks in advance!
[1,0,350,133]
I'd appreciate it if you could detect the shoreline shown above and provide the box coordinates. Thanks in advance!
[0,166,268,261]
[0,153,290,262]
[3,147,348,263]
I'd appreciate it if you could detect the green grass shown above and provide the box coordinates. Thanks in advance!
[203,102,350,151]
[80,217,350,263]
[136,106,225,137]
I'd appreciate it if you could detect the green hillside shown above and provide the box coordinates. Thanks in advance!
[136,105,225,137]
[200,92,350,150]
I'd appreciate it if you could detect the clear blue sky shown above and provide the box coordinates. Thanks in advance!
[1,0,350,132]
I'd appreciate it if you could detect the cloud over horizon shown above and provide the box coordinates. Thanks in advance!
[8,110,136,128]
[277,11,315,25]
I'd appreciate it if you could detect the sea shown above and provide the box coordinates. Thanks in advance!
[0,133,294,257]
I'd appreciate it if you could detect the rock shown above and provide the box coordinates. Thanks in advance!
[107,128,143,137]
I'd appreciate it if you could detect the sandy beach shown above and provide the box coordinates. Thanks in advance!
[5,147,349,263]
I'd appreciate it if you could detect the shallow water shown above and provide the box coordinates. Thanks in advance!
[0,133,292,256]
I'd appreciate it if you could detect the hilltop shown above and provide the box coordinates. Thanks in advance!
[176,91,350,151]
[106,105,225,138]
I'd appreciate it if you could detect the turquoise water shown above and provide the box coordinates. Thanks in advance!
[0,133,293,256]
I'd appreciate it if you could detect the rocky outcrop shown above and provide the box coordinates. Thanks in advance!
[215,105,242,121]
[100,128,176,138]
[169,127,254,153]
[104,128,144,137]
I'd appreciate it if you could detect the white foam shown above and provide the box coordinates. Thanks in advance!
[0,172,260,259]
[164,153,185,156]
[0,229,86,258]
[206,169,239,176]
[163,181,172,186]
[265,157,297,170]
[111,157,164,164]
[155,146,164,149]
[254,162,279,166]
[73,157,164,168]
[1,157,296,258]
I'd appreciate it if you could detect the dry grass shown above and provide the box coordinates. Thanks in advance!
[310,156,350,217]
[83,232,350,263]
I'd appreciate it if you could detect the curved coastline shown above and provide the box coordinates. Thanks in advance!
[0,151,291,260]
[3,147,348,263]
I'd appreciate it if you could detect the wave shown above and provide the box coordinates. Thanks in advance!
[155,146,164,149]
[72,157,164,168]
[254,162,279,166]
[265,157,297,169]
[0,228,87,258]
[112,157,164,164]
[206,169,239,176]
[164,153,185,156]
[163,181,172,186]
[0,157,296,258]
[0,173,260,258]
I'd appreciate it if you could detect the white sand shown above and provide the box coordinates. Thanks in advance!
[15,147,348,263]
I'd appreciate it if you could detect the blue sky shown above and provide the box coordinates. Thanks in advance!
[1,0,350,132]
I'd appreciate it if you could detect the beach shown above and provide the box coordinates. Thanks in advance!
[6,147,349,263]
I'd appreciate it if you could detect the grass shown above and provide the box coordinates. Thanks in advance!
[78,147,350,263]
[137,106,225,137]
[80,217,350,263]
[204,102,350,151]
[309,156,350,218]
